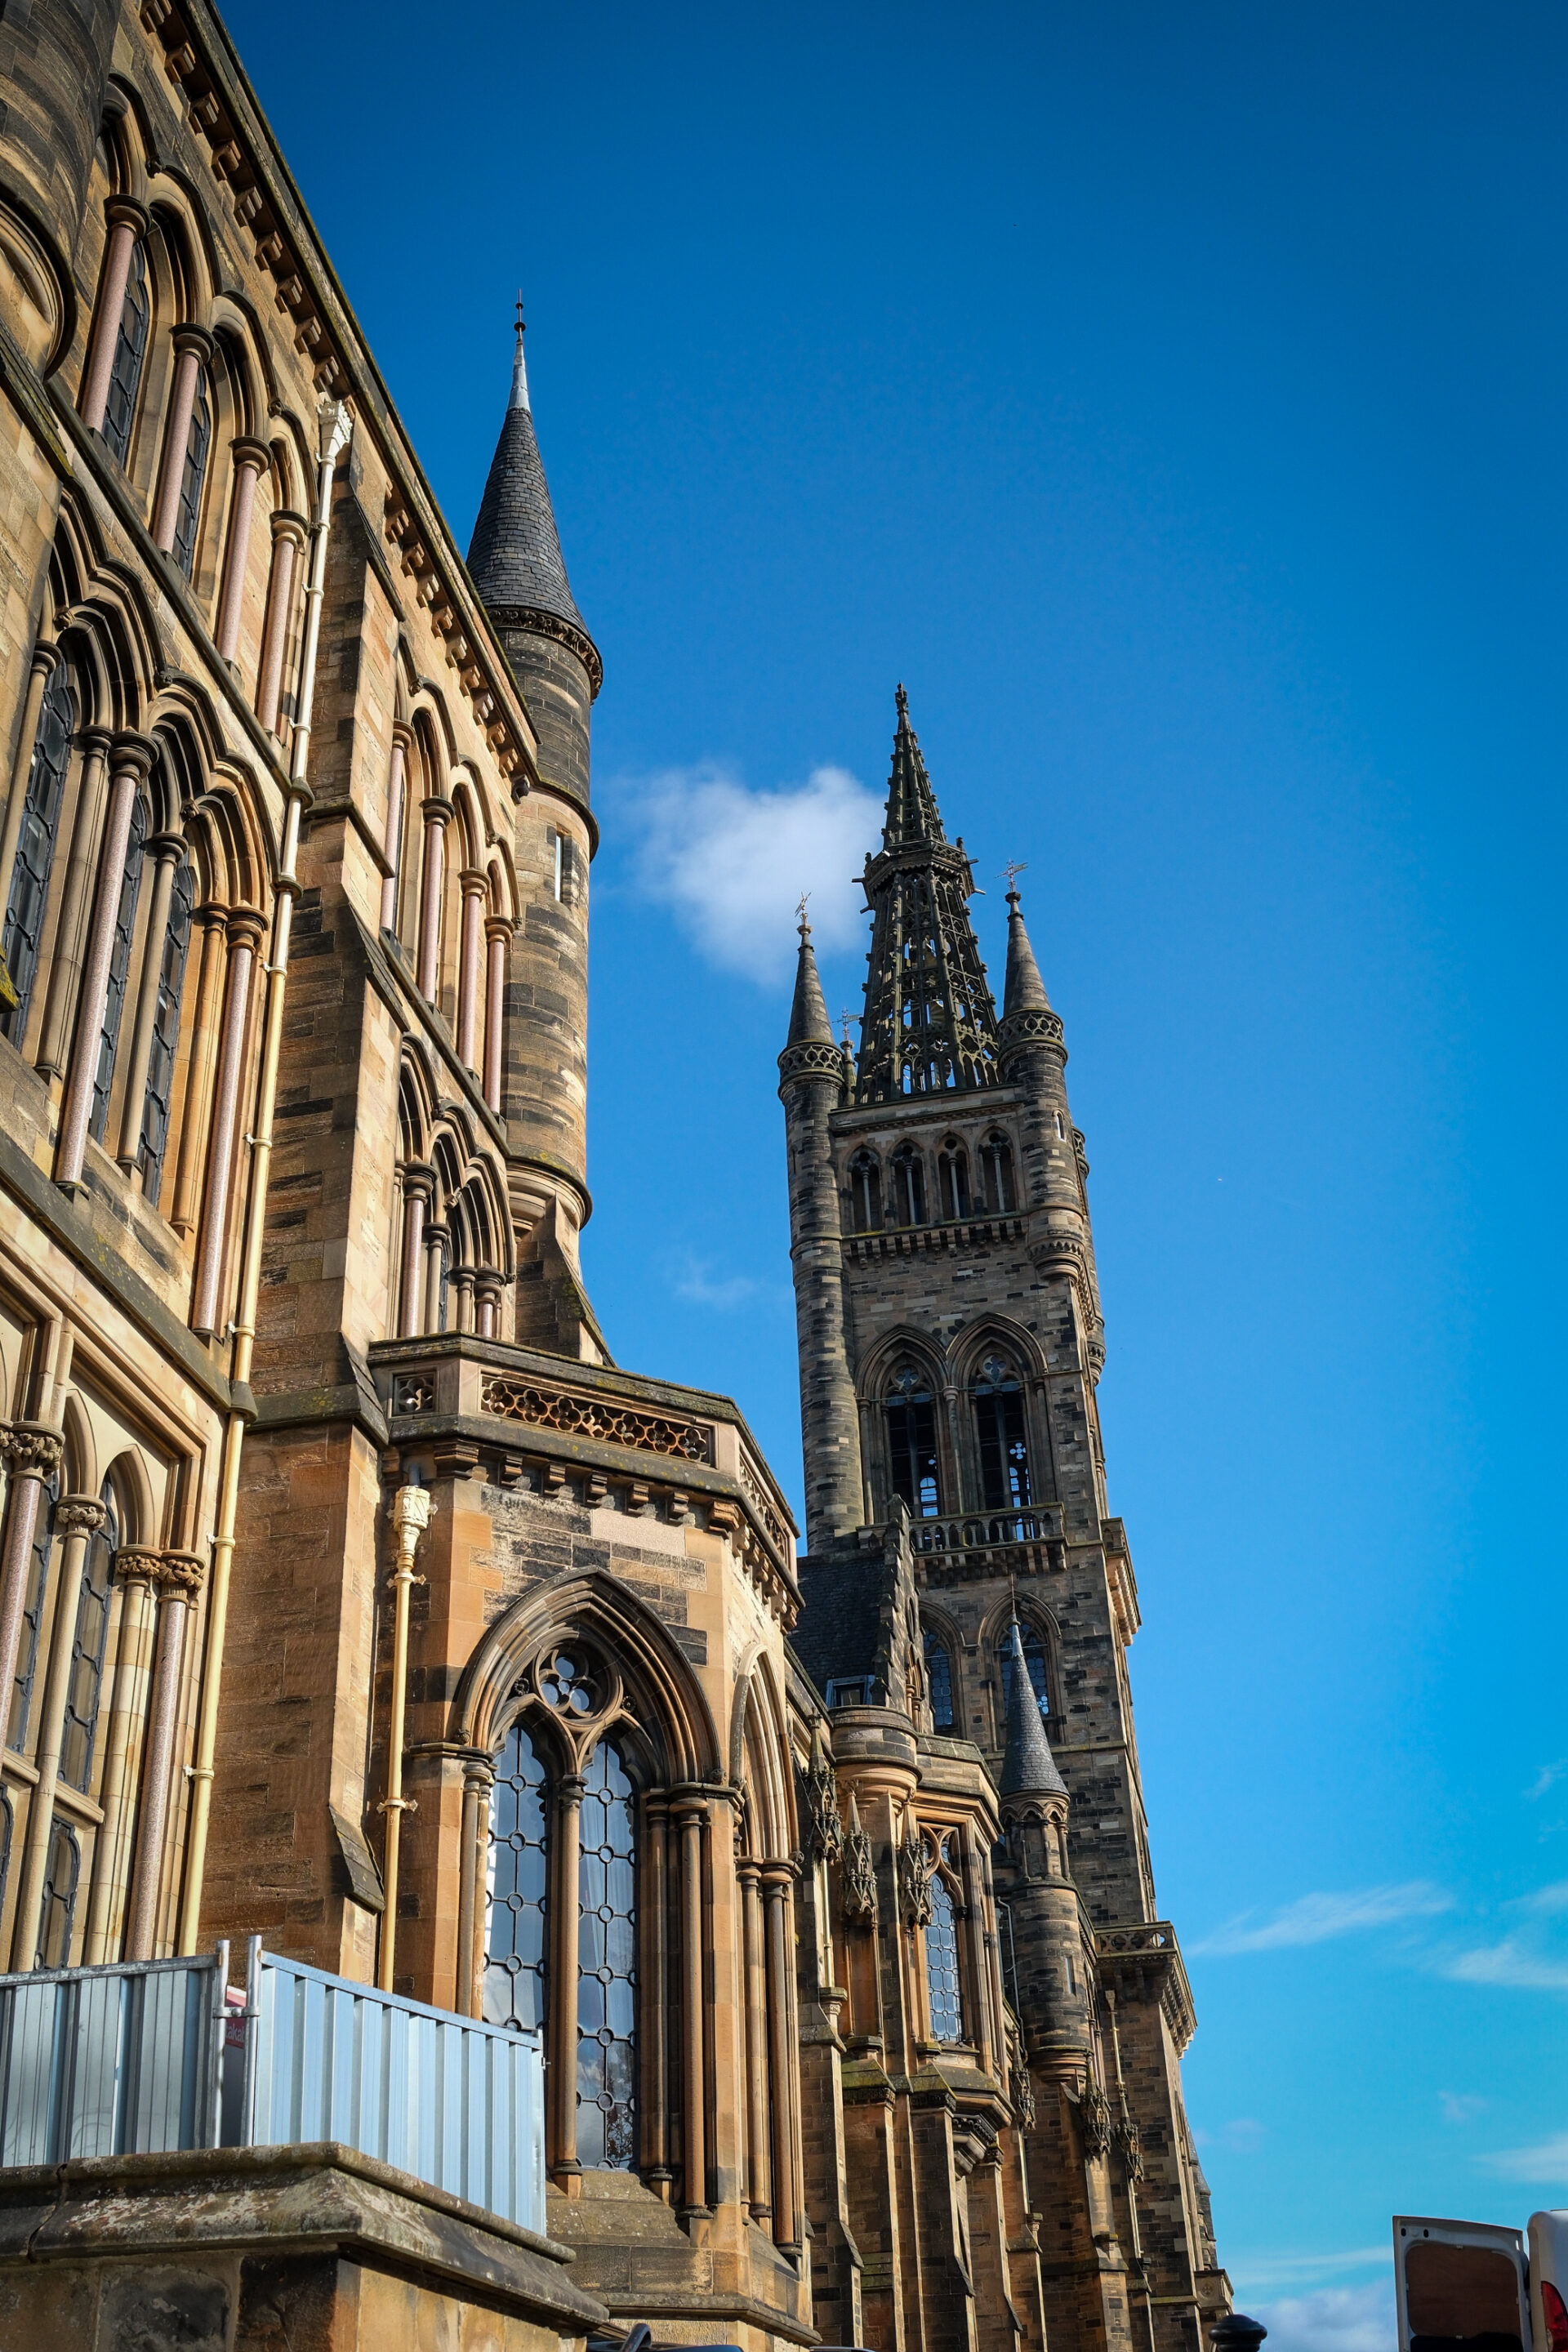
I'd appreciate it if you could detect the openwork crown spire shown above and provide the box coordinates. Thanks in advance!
[854,689,999,1102]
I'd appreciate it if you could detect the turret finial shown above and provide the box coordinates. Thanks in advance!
[509,292,531,414]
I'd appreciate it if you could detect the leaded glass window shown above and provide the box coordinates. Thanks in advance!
[0,666,75,1044]
[485,1718,550,2034]
[924,1846,964,2042]
[60,1480,117,1794]
[1000,1624,1050,1722]
[9,1472,58,1750]
[38,1818,79,1967]
[577,1736,636,2169]
[974,1356,1031,1510]
[886,1365,940,1517]
[88,789,147,1144]
[172,368,211,581]
[924,1628,955,1732]
[102,239,149,467]
[138,857,194,1200]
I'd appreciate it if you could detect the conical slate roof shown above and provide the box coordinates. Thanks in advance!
[1003,886,1053,1019]
[883,684,947,849]
[466,322,586,633]
[1000,1620,1068,1800]
[786,916,834,1047]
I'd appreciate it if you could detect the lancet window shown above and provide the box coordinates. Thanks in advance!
[889,1142,926,1227]
[886,1365,940,1517]
[938,1139,970,1221]
[576,1737,637,2167]
[979,1129,1017,1214]
[924,1628,956,1732]
[485,1719,550,2034]
[60,1480,118,1795]
[973,1354,1031,1511]
[172,368,212,580]
[137,860,195,1198]
[924,1833,966,2043]
[103,239,149,467]
[0,666,75,1044]
[849,1150,881,1233]
[8,1472,58,1751]
[38,1819,79,1969]
[88,791,148,1145]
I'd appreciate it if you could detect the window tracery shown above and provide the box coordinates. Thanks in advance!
[886,1364,940,1517]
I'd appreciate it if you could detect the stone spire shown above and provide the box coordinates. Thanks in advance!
[855,688,1000,1102]
[1002,883,1053,1022]
[466,307,600,689]
[1000,1619,1067,1800]
[786,910,834,1049]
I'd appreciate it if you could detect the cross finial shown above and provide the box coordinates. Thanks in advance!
[1001,858,1027,907]
[840,1004,853,1047]
[795,889,811,935]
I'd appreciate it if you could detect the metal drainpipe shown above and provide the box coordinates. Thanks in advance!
[377,1479,431,1991]
[177,399,354,1953]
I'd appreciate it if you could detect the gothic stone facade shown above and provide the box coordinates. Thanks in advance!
[0,3,1227,2350]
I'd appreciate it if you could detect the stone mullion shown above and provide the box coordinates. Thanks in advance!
[7,1491,105,1968]
[81,1548,160,1964]
[214,439,270,667]
[549,1771,584,2190]
[737,1856,771,2225]
[397,1164,433,1339]
[454,1752,493,2018]
[675,1795,708,2214]
[639,1792,672,2197]
[937,1382,965,1517]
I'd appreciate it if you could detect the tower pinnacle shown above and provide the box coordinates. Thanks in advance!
[999,1619,1068,1800]
[510,292,530,413]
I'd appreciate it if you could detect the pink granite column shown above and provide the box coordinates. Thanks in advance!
[415,795,452,1003]
[213,438,270,666]
[255,510,305,735]
[378,724,412,932]
[189,908,264,1336]
[150,327,213,555]
[0,1424,64,1734]
[125,1552,204,1959]
[483,915,509,1113]
[55,732,155,1190]
[397,1164,434,1339]
[456,871,485,1068]
[78,200,148,434]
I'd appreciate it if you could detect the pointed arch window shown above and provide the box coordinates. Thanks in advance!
[979,1129,1017,1214]
[938,1138,970,1221]
[1000,1622,1051,1723]
[38,1818,79,1967]
[0,666,75,1045]
[88,789,147,1144]
[849,1150,882,1233]
[486,1718,550,2034]
[137,857,195,1200]
[60,1477,118,1795]
[103,239,149,468]
[577,1735,637,2168]
[9,1471,59,1751]
[171,367,212,581]
[974,1353,1031,1510]
[889,1142,926,1227]
[0,1788,11,1912]
[924,1628,956,1732]
[924,1834,965,2043]
[886,1365,940,1517]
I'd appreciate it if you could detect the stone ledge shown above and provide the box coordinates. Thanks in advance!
[0,2141,608,2330]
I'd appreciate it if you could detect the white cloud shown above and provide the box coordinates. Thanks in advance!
[615,761,884,987]
[1481,2132,1568,2184]
[669,1254,780,1312]
[1194,1883,1451,1956]
[1516,1881,1568,1915]
[1527,1762,1567,1801]
[1251,2282,1396,2352]
[1439,2091,1487,2124]
[1442,1940,1568,1993]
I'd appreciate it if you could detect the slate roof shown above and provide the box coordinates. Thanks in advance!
[790,1543,889,1699]
[1000,1619,1068,1799]
[466,327,587,634]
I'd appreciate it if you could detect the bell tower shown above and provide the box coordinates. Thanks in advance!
[779,689,1227,2352]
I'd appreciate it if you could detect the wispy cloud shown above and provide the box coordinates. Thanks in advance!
[1232,2251,1393,2295]
[615,761,884,986]
[1441,1940,1568,1993]
[1527,1762,1567,1802]
[1481,2132,1568,2185]
[1251,2281,1396,2352]
[1439,2091,1487,2124]
[668,1254,784,1312]
[1194,1883,1451,1956]
[1516,1881,1568,1915]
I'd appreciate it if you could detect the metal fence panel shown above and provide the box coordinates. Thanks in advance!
[0,1951,225,2164]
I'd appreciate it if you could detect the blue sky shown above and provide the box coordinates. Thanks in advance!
[225,3,1568,2338]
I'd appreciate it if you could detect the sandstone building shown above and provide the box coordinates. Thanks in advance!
[0,1,1228,2346]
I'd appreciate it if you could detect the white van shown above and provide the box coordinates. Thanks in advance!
[1394,2213,1568,2352]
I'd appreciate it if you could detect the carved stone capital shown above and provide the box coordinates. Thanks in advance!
[114,1547,164,1589]
[55,1494,108,1539]
[157,1550,207,1597]
[0,1423,64,1479]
